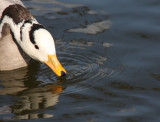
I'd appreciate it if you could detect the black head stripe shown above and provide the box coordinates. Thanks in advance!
[29,24,45,44]
[20,20,33,41]
[24,20,33,25]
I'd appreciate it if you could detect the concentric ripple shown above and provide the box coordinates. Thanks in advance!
[37,40,114,93]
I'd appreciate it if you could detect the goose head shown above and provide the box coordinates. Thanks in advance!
[18,21,66,77]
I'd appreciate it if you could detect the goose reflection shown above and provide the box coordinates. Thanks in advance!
[0,67,29,95]
[11,82,63,119]
[0,66,65,120]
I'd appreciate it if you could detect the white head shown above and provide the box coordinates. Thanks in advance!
[18,21,66,76]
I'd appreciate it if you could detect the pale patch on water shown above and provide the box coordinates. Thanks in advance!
[67,20,112,34]
[102,42,112,48]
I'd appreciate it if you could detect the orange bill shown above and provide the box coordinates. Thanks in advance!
[44,54,66,77]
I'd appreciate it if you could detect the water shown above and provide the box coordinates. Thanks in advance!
[1,0,160,121]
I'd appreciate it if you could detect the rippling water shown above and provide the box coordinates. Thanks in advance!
[1,0,160,121]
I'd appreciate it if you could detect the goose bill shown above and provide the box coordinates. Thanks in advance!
[44,54,66,76]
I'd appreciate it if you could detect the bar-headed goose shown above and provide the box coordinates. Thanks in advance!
[0,0,66,76]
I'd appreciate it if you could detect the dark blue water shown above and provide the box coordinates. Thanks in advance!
[1,0,160,121]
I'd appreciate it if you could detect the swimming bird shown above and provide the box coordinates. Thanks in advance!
[0,0,66,76]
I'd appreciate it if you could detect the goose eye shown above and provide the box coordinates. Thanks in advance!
[34,45,39,49]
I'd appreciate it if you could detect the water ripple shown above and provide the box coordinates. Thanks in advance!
[38,39,114,94]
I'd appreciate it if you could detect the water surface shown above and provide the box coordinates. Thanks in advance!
[1,0,160,121]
